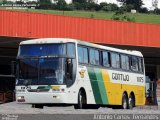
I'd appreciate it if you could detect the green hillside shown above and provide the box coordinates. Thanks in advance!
[2,9,160,24]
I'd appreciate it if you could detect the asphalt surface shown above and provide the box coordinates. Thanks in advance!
[0,102,160,120]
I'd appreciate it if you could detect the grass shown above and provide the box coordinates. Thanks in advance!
[1,8,160,24]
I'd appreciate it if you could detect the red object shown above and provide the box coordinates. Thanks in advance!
[0,10,160,48]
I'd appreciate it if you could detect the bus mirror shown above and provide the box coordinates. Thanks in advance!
[68,63,73,75]
[65,62,73,87]
[66,62,73,80]
[65,59,73,87]
[66,59,73,79]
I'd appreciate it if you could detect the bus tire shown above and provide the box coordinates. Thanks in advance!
[74,90,86,109]
[128,94,135,109]
[122,93,128,109]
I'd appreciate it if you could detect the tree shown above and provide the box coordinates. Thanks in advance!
[16,0,24,5]
[72,0,87,4]
[38,0,51,5]
[1,0,14,4]
[154,8,160,15]
[1,0,7,4]
[117,0,143,11]
[54,0,67,10]
[37,0,52,9]
[139,7,148,13]
[83,1,99,11]
[73,2,84,10]
[26,1,38,5]
[100,3,118,11]
[65,3,75,11]
[0,0,3,5]
[99,2,108,9]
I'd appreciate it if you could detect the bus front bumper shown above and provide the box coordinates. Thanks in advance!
[16,92,68,104]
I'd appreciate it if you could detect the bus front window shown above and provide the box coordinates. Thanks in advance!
[39,58,64,85]
[18,44,66,57]
[17,58,38,85]
[17,58,64,85]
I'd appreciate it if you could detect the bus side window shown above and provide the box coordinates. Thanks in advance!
[90,49,95,65]
[141,58,144,72]
[138,58,143,73]
[111,53,120,69]
[95,50,100,65]
[83,48,88,64]
[89,49,100,65]
[131,56,139,72]
[121,54,129,70]
[78,47,83,63]
[78,46,88,64]
[102,51,110,67]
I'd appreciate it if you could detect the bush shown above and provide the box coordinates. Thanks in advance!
[112,9,136,22]
[90,14,94,18]
[125,15,135,22]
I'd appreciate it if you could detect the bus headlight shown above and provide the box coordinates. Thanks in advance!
[17,96,22,99]
[17,96,25,102]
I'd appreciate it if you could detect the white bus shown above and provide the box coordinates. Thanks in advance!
[16,38,145,109]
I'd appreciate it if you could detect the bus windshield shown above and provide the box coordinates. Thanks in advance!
[17,58,64,85]
[18,44,66,57]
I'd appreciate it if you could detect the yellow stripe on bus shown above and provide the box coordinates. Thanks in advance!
[101,69,145,106]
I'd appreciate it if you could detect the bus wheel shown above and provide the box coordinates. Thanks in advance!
[122,93,128,109]
[128,95,135,109]
[74,90,86,109]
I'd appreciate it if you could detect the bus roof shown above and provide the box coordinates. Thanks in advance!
[20,38,143,57]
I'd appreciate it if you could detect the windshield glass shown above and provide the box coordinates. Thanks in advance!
[17,58,64,85]
[18,58,38,85]
[39,58,64,85]
[18,44,66,57]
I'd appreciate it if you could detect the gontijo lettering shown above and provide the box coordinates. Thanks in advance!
[112,73,129,81]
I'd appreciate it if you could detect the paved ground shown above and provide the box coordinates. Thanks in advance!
[0,102,160,114]
[0,102,160,120]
